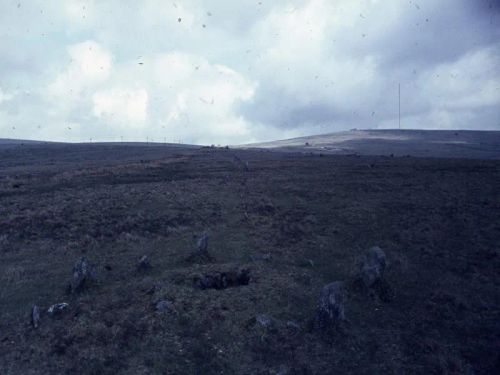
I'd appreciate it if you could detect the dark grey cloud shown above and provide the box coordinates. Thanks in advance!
[473,0,500,14]
[239,0,500,135]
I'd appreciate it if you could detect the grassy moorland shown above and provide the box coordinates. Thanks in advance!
[0,142,499,374]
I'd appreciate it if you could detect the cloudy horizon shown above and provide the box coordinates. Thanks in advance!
[0,0,499,145]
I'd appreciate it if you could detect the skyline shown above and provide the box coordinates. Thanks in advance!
[0,0,499,145]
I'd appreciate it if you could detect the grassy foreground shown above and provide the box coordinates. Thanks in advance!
[0,144,499,374]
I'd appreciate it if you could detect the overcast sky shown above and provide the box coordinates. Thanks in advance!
[0,0,499,144]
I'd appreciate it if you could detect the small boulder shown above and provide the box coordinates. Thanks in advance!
[360,246,386,288]
[70,257,96,293]
[31,305,40,328]
[255,314,274,329]
[186,232,213,263]
[197,232,208,254]
[314,281,346,330]
[47,303,69,317]
[137,255,151,272]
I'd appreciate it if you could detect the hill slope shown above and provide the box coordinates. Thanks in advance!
[239,129,500,159]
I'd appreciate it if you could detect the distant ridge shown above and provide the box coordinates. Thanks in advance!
[0,139,197,148]
[2,129,499,159]
[237,129,500,159]
[0,138,56,145]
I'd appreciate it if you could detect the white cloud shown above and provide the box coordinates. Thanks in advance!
[44,40,113,125]
[0,87,13,104]
[419,46,500,109]
[145,53,257,144]
[48,40,112,98]
[93,88,148,127]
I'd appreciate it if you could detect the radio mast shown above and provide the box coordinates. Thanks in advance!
[398,83,401,130]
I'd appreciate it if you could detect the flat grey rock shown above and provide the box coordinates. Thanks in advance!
[47,303,69,317]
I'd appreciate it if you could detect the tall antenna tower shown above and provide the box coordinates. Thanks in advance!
[398,83,401,130]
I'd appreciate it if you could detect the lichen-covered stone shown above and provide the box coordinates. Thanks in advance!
[70,257,96,293]
[314,281,346,330]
